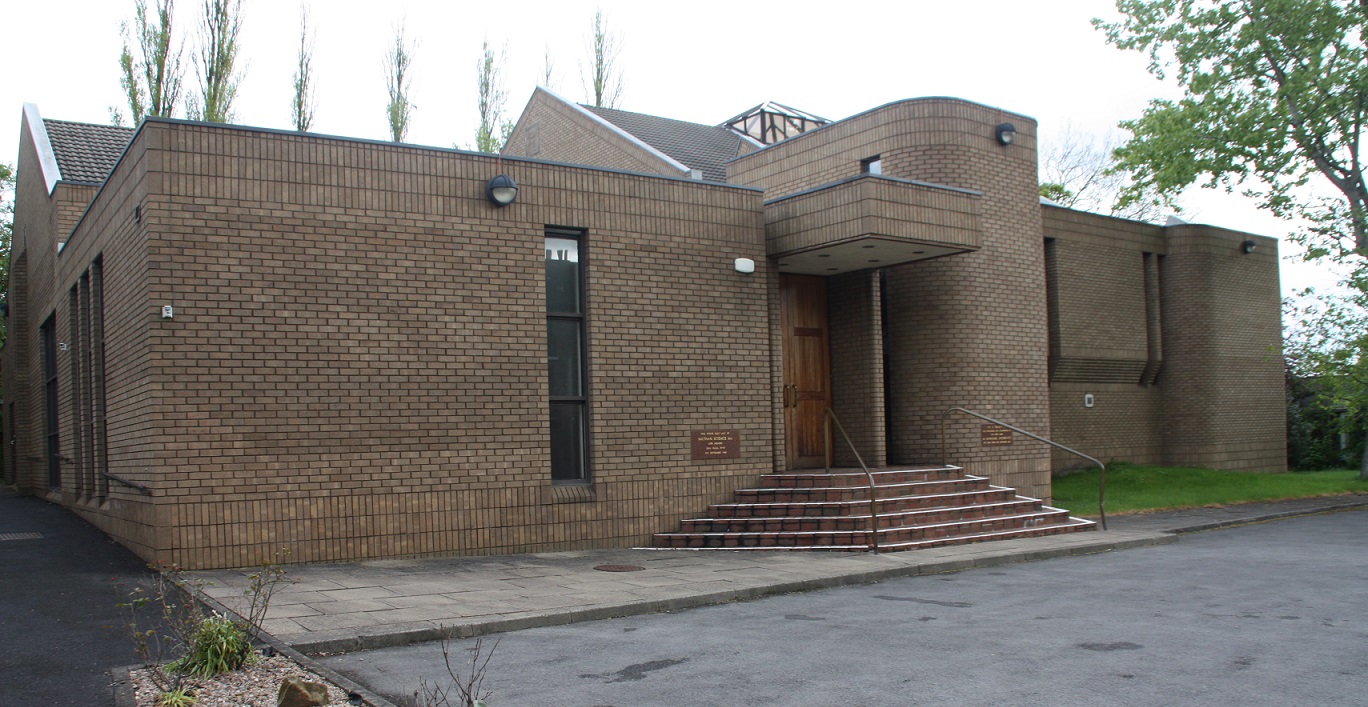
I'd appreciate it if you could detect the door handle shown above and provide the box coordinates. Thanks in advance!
[782,384,791,408]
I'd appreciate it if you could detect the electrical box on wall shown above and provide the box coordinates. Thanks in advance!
[1083,393,1095,408]
[161,305,174,319]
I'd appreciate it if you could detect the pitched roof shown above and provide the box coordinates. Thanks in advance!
[581,106,744,183]
[42,119,135,185]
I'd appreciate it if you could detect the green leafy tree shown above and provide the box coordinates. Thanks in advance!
[1286,290,1368,478]
[291,6,316,132]
[582,8,623,108]
[188,0,244,123]
[0,162,13,345]
[1096,0,1366,260]
[115,0,186,124]
[384,23,416,142]
[474,39,513,153]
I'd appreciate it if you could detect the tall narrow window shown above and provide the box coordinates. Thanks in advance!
[41,316,60,490]
[68,287,84,496]
[545,228,588,482]
[79,273,94,499]
[92,257,108,499]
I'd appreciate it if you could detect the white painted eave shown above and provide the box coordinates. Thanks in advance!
[23,103,62,195]
[536,86,692,176]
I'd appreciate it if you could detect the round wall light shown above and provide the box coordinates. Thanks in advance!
[486,174,519,206]
[1241,239,1257,254]
[995,123,1017,146]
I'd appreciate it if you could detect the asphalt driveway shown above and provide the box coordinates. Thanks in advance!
[323,509,1368,706]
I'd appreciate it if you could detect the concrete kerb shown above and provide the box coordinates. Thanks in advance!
[180,575,401,707]
[123,496,1367,705]
[287,530,1176,656]
[1165,497,1368,534]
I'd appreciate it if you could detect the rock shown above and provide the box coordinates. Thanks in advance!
[278,677,330,707]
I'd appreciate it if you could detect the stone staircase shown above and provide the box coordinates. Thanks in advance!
[653,465,1095,551]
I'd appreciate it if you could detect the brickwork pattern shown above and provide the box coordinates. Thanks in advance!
[504,89,685,178]
[731,99,1054,500]
[827,270,885,467]
[1160,227,1286,471]
[764,176,980,257]
[7,120,772,568]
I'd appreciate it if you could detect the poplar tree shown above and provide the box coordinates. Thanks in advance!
[474,39,512,153]
[115,0,185,124]
[188,0,245,123]
[582,9,624,108]
[384,24,416,143]
[291,7,316,132]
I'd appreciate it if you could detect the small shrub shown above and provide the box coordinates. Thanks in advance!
[170,613,256,677]
[409,632,500,707]
[154,686,197,707]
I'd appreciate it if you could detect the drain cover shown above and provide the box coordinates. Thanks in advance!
[0,532,43,542]
[593,564,645,572]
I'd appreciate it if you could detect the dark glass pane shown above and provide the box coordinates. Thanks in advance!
[545,237,581,313]
[547,319,582,397]
[550,403,585,481]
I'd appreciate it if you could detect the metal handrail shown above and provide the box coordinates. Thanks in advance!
[104,472,153,496]
[823,408,880,554]
[940,407,1107,531]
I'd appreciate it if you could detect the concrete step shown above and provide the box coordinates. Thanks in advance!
[679,499,1047,533]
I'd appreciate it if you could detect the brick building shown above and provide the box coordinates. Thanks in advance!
[2,93,1285,569]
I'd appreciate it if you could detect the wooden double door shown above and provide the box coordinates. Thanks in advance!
[779,274,832,469]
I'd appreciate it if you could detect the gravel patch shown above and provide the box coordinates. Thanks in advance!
[131,654,354,707]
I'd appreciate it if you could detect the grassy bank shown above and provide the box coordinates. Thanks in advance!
[1052,464,1368,516]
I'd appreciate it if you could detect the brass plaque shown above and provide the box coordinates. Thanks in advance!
[691,430,740,460]
[980,424,1013,446]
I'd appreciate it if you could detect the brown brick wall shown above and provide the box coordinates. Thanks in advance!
[504,88,686,178]
[8,120,772,569]
[1160,226,1285,471]
[827,270,885,467]
[732,99,1054,500]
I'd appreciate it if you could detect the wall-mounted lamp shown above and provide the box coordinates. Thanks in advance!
[485,175,519,206]
[734,258,756,274]
[995,123,1017,146]
[1241,239,1257,254]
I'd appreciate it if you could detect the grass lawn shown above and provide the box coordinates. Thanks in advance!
[1052,464,1368,516]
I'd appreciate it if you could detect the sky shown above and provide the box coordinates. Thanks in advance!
[0,0,1346,298]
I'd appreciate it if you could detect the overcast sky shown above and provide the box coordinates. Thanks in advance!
[0,0,1344,297]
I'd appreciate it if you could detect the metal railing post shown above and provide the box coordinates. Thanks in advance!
[940,407,1106,530]
[823,408,880,553]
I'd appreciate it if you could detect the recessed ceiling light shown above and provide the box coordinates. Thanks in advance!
[862,244,876,249]
[868,259,881,263]
[913,250,925,254]
[818,254,830,258]
[827,267,838,271]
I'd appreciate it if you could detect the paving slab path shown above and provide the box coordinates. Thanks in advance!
[189,495,1368,657]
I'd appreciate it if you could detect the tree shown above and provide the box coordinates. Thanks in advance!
[187,0,245,123]
[1096,0,1367,260]
[1286,291,1368,478]
[582,8,623,108]
[542,44,556,90]
[384,24,416,143]
[115,0,185,124]
[1038,124,1175,223]
[474,39,513,153]
[0,163,13,345]
[291,7,316,132]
